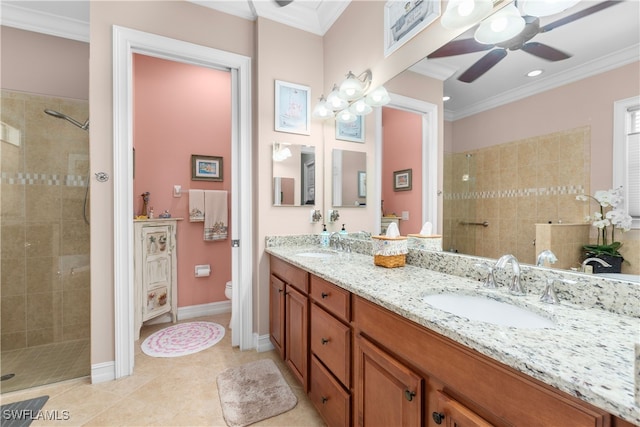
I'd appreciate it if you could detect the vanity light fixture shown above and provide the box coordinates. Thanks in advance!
[518,0,581,17]
[527,69,544,77]
[313,69,390,123]
[272,142,292,162]
[441,0,493,30]
[474,2,525,44]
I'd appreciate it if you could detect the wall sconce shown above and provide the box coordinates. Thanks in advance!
[272,142,292,162]
[312,70,390,122]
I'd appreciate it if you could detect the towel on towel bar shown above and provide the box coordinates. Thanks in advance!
[204,190,228,241]
[189,189,205,222]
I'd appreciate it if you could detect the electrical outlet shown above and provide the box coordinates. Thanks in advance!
[402,211,409,220]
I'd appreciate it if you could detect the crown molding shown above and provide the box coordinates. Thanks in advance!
[1,2,89,42]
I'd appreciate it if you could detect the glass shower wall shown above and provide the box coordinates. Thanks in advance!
[1,89,90,392]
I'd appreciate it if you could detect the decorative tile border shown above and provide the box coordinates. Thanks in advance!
[1,172,88,187]
[445,185,585,200]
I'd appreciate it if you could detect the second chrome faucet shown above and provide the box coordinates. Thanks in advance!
[493,254,525,295]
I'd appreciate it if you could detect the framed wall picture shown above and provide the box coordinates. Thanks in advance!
[336,115,365,143]
[191,155,223,181]
[358,171,367,198]
[275,80,311,135]
[393,169,412,191]
[384,0,441,57]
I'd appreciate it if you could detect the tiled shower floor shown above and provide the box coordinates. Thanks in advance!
[0,339,90,394]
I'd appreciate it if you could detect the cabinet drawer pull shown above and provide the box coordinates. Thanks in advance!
[321,337,330,345]
[321,396,328,404]
[278,288,283,293]
[432,412,445,424]
[321,292,329,299]
[404,389,416,402]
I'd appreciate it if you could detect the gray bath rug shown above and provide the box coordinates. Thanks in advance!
[0,395,49,427]
[216,359,297,427]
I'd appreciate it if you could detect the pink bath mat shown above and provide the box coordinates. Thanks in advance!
[141,321,225,357]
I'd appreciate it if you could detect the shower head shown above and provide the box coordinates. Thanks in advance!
[44,109,89,131]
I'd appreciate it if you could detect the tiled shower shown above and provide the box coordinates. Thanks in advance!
[1,89,90,392]
[443,126,591,265]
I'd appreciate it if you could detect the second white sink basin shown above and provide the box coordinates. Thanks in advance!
[423,293,555,329]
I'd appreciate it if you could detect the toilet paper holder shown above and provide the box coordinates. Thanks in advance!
[194,264,211,277]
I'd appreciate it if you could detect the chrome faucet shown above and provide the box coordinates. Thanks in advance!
[581,257,612,272]
[329,232,342,250]
[536,249,558,267]
[494,254,525,295]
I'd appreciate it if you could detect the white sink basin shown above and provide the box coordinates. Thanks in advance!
[423,293,555,329]
[295,251,337,259]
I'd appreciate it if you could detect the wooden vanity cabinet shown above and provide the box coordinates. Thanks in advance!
[269,257,309,391]
[353,295,610,427]
[308,275,353,427]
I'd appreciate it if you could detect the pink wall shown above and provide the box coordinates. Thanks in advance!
[133,54,232,307]
[382,107,423,235]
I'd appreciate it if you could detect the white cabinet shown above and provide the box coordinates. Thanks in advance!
[133,219,180,340]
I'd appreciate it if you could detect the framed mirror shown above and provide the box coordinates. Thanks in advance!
[272,142,315,206]
[332,149,366,207]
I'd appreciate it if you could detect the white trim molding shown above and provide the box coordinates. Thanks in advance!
[112,26,253,379]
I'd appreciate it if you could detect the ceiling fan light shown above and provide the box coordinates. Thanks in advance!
[326,84,348,110]
[474,3,525,44]
[336,108,358,124]
[364,86,391,107]
[349,99,373,116]
[339,72,365,100]
[441,0,493,30]
[519,0,581,17]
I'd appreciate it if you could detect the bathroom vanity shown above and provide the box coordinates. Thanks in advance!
[133,218,181,340]
[266,241,639,427]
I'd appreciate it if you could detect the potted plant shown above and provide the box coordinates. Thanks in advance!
[576,187,632,273]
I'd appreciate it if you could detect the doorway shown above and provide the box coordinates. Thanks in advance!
[112,26,253,379]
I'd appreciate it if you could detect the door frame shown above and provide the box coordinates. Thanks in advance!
[374,93,439,234]
[112,26,253,378]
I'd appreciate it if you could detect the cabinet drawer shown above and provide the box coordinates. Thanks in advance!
[311,304,351,387]
[310,275,350,322]
[271,256,309,293]
[309,355,350,427]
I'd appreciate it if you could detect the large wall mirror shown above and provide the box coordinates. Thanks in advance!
[376,0,639,274]
[272,142,316,206]
[332,149,366,207]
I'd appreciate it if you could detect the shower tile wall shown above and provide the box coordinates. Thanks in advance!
[1,90,90,352]
[443,126,591,265]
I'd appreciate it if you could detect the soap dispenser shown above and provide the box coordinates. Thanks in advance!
[339,224,348,236]
[320,224,330,247]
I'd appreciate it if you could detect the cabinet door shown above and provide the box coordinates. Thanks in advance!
[433,391,494,427]
[141,224,172,321]
[286,284,309,392]
[354,334,423,427]
[270,274,286,358]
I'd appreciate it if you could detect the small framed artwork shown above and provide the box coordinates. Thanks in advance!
[393,169,412,191]
[336,115,365,143]
[358,171,367,198]
[275,80,311,135]
[384,0,441,57]
[191,155,223,181]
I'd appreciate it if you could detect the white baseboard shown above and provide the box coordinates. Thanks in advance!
[91,361,115,384]
[254,333,275,353]
[145,300,232,326]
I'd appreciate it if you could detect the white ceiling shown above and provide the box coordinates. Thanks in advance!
[2,0,638,121]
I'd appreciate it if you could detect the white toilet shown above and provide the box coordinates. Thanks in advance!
[225,281,234,329]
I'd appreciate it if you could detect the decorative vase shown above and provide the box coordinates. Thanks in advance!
[585,254,623,274]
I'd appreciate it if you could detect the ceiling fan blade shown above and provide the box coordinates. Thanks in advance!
[521,42,571,61]
[458,49,508,83]
[540,0,622,33]
[427,38,495,58]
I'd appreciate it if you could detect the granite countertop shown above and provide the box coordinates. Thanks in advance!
[265,244,640,425]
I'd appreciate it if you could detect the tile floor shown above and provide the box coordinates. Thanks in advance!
[1,339,90,394]
[0,313,326,426]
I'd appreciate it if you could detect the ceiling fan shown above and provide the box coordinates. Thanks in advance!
[427,0,623,83]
